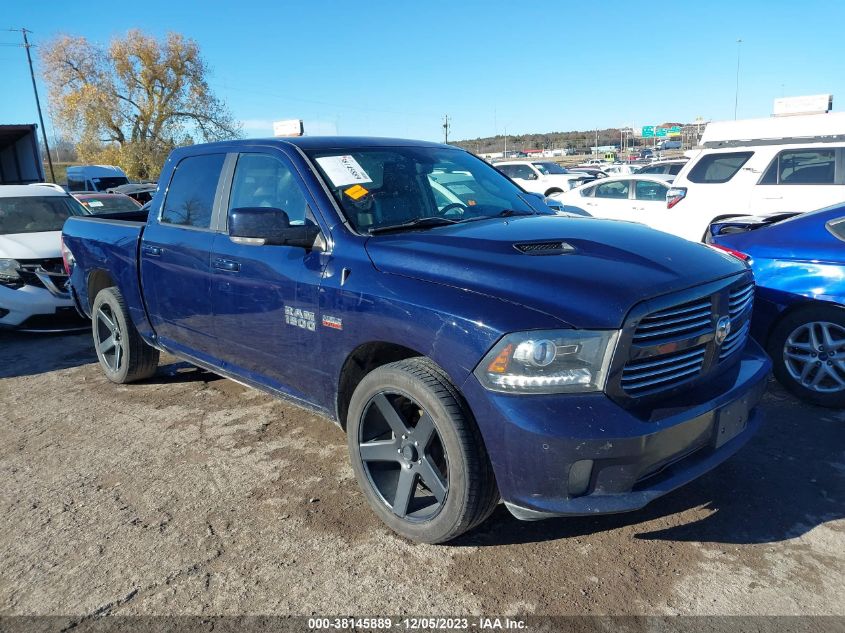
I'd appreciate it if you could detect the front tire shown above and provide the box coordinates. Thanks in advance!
[92,287,159,384]
[768,304,845,408]
[346,358,498,543]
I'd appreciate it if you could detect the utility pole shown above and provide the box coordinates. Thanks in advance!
[442,114,450,144]
[734,38,743,120]
[10,28,55,182]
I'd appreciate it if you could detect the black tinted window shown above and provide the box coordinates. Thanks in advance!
[161,154,225,228]
[229,154,309,224]
[761,150,836,185]
[687,152,753,183]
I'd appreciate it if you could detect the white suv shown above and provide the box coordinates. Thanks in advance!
[496,161,590,195]
[665,113,845,241]
[0,185,89,331]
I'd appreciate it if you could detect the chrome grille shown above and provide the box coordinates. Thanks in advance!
[728,282,754,320]
[621,345,707,396]
[719,283,754,362]
[719,320,750,361]
[632,297,712,344]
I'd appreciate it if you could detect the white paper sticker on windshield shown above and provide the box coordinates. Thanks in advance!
[86,200,104,207]
[316,155,373,187]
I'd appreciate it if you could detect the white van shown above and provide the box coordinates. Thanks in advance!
[662,112,845,241]
[66,165,130,193]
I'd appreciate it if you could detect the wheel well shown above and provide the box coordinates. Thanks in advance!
[763,298,841,349]
[544,187,563,196]
[336,342,423,428]
[87,270,116,310]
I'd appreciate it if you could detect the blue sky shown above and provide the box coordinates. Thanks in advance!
[2,0,844,142]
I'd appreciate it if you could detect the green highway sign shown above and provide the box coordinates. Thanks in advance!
[642,125,682,138]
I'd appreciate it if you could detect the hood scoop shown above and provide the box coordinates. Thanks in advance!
[513,240,575,256]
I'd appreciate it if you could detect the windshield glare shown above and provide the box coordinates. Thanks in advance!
[306,147,542,233]
[0,196,84,235]
[533,162,570,175]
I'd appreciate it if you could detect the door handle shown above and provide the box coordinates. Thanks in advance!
[142,245,162,257]
[763,196,783,200]
[213,258,241,272]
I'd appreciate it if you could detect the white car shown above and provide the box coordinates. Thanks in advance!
[495,161,590,196]
[0,185,89,331]
[665,112,845,241]
[553,175,675,226]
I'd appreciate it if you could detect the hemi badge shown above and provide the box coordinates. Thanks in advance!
[322,315,343,330]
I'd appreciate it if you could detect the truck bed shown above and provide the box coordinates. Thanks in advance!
[62,215,151,334]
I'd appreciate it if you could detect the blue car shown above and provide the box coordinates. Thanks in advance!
[710,205,845,408]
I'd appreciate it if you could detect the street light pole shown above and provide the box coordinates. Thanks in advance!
[734,38,743,120]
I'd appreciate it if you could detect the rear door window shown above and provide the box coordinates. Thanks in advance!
[759,149,836,185]
[594,180,630,199]
[687,152,753,183]
[499,164,535,180]
[161,154,225,229]
[635,180,669,201]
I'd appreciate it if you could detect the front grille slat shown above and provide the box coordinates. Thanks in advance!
[636,308,712,330]
[632,297,712,344]
[621,278,755,398]
[621,345,707,395]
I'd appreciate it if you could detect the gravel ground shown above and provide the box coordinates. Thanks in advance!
[0,331,843,619]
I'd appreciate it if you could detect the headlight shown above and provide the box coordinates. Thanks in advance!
[0,258,21,283]
[475,329,619,394]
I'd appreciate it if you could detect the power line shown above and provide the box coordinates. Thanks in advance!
[8,27,55,182]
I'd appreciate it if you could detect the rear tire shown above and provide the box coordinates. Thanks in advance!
[346,357,499,543]
[768,303,845,408]
[92,287,159,384]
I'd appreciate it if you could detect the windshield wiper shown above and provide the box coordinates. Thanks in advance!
[368,216,458,235]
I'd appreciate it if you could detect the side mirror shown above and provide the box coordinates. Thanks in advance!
[229,207,321,249]
[525,172,538,180]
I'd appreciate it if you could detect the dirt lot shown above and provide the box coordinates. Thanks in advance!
[0,331,843,619]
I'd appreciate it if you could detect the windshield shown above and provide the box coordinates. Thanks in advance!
[91,176,129,191]
[533,162,570,175]
[78,195,140,213]
[305,146,542,233]
[0,196,86,235]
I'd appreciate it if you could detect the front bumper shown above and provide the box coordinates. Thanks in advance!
[461,339,771,519]
[0,283,85,331]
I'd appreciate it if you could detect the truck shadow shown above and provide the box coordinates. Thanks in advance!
[0,331,96,379]
[142,360,226,385]
[454,384,844,548]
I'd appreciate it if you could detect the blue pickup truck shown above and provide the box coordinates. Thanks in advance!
[62,137,771,543]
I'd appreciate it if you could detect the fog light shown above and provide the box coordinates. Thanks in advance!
[568,459,594,497]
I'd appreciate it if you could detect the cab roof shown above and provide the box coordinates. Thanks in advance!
[186,136,456,152]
